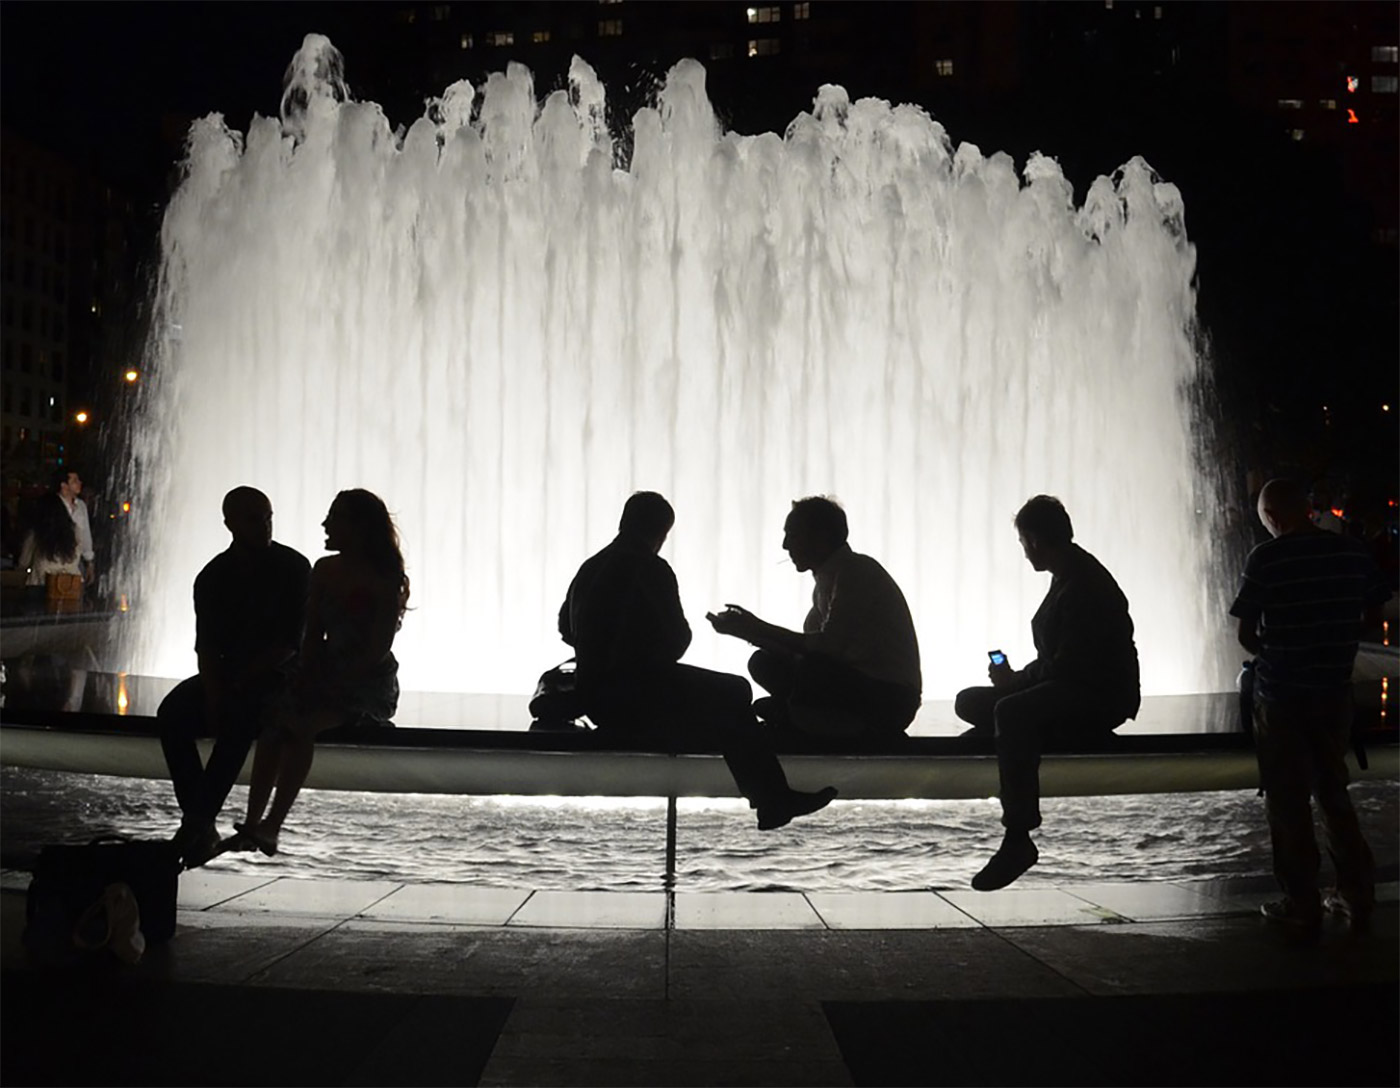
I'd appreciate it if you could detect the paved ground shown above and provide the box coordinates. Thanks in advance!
[2,869,1396,1086]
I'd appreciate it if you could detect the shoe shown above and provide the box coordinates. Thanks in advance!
[181,824,224,870]
[971,835,1039,891]
[233,821,280,857]
[757,786,839,831]
[1323,891,1373,935]
[1259,898,1323,944]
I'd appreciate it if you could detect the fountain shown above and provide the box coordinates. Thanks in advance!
[117,35,1234,702]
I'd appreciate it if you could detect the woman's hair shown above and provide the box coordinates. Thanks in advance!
[29,493,78,563]
[331,489,410,621]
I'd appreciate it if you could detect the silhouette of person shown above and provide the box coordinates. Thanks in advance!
[708,496,921,743]
[53,468,96,588]
[235,489,408,856]
[1231,478,1391,941]
[17,493,81,607]
[561,491,837,830]
[954,495,1140,891]
[160,487,311,868]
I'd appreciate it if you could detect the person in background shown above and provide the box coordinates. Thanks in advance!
[236,489,408,856]
[1231,477,1391,942]
[16,492,82,608]
[53,468,96,587]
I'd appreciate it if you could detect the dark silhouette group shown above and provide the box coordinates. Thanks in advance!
[161,479,1389,912]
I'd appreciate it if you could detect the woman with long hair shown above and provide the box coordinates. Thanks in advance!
[235,489,409,855]
[18,493,81,600]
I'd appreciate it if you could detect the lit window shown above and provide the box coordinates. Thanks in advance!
[1153,5,1161,18]
[431,4,451,20]
[532,30,550,43]
[747,6,781,24]
[488,31,514,46]
[793,1,810,18]
[1277,98,1303,109]
[748,37,780,57]
[710,42,736,60]
[460,33,473,49]
[1372,75,1399,93]
[1104,0,1113,8]
[935,58,954,77]
[1319,98,1336,110]
[1289,129,1305,141]
[598,19,622,36]
[1371,45,1399,64]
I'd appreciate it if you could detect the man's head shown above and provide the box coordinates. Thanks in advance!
[222,487,274,550]
[783,496,848,573]
[618,491,675,553]
[1257,478,1311,539]
[1014,495,1073,572]
[52,468,82,500]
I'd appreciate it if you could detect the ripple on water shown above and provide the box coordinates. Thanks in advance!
[1,769,1394,891]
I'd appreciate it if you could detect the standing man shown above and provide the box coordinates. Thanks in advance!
[1231,478,1390,940]
[54,468,95,588]
[561,491,837,830]
[953,495,1139,891]
[161,487,311,868]
[708,495,922,743]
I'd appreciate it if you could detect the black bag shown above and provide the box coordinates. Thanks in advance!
[26,836,181,949]
[528,659,590,732]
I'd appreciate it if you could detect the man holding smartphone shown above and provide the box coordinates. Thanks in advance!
[954,495,1140,891]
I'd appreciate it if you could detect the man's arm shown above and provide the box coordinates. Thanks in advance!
[1235,607,1263,657]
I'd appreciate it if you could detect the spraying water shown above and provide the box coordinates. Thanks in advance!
[119,35,1233,700]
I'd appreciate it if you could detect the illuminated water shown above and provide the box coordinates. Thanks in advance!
[119,35,1233,700]
[3,769,1395,891]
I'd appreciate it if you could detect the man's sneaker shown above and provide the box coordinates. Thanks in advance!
[971,835,1038,891]
[1259,898,1323,944]
[181,824,224,870]
[757,786,839,831]
[1323,891,1373,935]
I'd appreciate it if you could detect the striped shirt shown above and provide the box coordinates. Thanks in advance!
[1229,528,1391,700]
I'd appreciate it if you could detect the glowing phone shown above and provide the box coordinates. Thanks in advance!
[988,650,1007,667]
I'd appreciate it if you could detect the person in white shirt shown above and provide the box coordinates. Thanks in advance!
[54,468,95,585]
[709,496,922,742]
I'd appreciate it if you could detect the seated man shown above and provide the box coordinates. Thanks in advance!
[708,495,921,743]
[160,487,311,868]
[560,491,836,830]
[954,495,1139,891]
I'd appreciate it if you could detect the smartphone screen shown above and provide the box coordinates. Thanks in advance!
[988,650,1007,666]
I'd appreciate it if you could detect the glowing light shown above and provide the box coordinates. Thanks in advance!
[119,593,130,613]
[1346,76,1358,93]
[1331,506,1345,519]
[1383,404,1391,412]
[1347,108,1360,123]
[117,673,129,715]
[124,370,139,383]
[74,411,89,424]
[121,501,131,513]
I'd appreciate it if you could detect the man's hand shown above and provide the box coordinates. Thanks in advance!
[707,604,761,642]
[988,657,1015,689]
